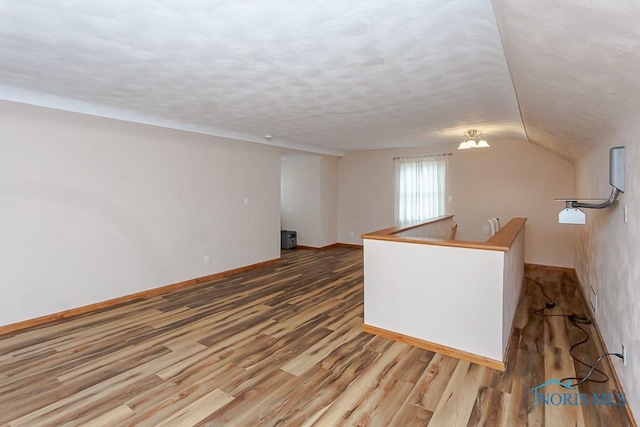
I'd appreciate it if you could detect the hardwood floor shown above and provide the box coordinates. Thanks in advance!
[0,248,633,426]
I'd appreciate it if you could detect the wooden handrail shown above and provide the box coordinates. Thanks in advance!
[486,217,527,248]
[361,217,527,252]
[362,215,454,237]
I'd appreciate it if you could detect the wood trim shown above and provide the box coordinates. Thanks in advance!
[292,243,363,250]
[362,217,527,252]
[573,272,638,427]
[295,244,340,250]
[485,217,527,248]
[362,323,506,372]
[335,243,363,249]
[0,257,281,336]
[365,214,455,237]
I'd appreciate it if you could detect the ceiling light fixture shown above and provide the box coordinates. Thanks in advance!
[457,129,490,150]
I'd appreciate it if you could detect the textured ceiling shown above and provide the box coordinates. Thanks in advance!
[0,1,636,159]
[492,0,640,161]
[0,0,524,155]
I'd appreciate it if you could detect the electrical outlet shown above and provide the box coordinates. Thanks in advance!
[203,255,210,264]
[589,286,597,314]
[622,344,627,366]
[624,205,628,224]
[350,230,355,237]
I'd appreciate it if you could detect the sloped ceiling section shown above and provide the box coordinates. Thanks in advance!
[492,0,640,161]
[0,0,525,154]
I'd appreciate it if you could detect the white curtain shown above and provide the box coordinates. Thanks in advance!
[395,157,447,224]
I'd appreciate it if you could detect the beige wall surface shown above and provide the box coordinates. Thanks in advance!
[319,155,339,247]
[575,138,639,420]
[338,139,576,267]
[0,100,281,327]
[281,154,321,246]
[280,153,338,248]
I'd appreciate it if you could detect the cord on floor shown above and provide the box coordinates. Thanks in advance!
[526,276,623,387]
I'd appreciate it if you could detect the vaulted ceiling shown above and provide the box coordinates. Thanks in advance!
[0,0,638,161]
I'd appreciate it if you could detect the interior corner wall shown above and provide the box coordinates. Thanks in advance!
[0,100,281,327]
[337,139,576,267]
[575,137,639,420]
[280,153,338,248]
[319,156,339,246]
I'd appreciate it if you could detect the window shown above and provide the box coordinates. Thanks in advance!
[395,156,447,224]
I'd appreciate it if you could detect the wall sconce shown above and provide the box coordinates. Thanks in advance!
[556,146,625,224]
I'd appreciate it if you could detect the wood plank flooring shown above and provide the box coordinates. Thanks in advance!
[0,248,634,426]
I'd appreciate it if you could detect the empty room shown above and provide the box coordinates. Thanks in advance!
[0,1,638,426]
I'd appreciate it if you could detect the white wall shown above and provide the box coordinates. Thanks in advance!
[364,239,505,361]
[281,154,321,246]
[0,100,281,327]
[364,221,524,364]
[502,227,525,353]
[338,139,576,267]
[319,155,339,246]
[575,138,639,420]
[280,153,338,247]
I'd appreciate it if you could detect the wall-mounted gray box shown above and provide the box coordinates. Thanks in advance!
[610,146,625,192]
